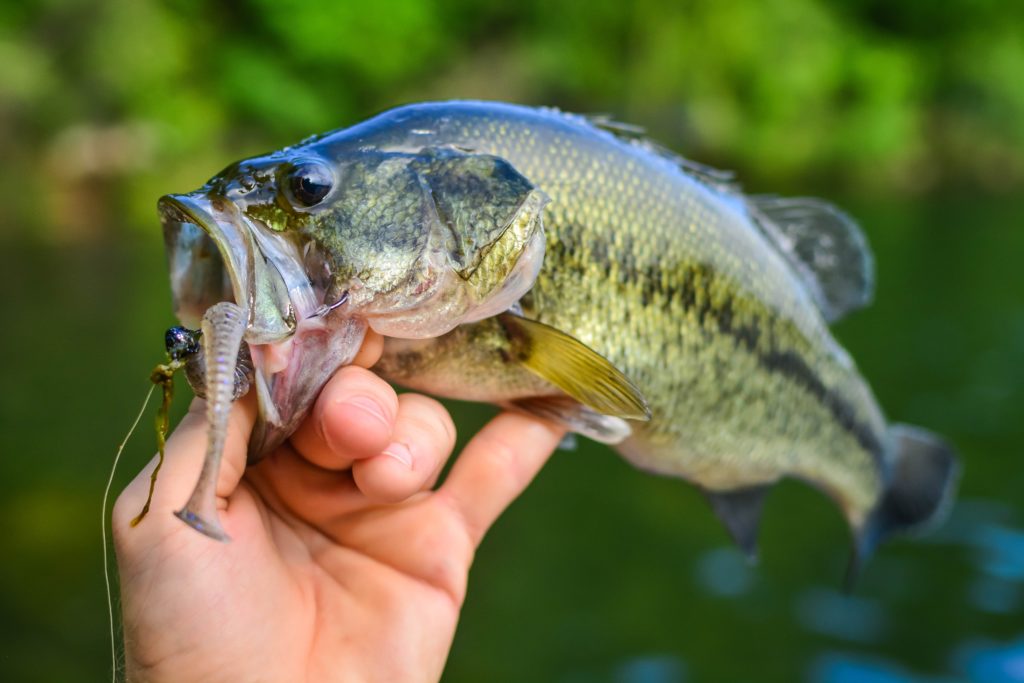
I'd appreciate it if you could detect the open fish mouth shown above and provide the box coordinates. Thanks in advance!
[157,192,370,540]
[158,193,320,342]
[158,192,368,460]
[154,168,548,541]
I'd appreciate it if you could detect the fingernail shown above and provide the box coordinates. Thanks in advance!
[343,396,391,431]
[382,442,413,469]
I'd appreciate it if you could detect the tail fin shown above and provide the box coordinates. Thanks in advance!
[850,424,960,581]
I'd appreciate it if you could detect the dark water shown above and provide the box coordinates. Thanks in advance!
[0,197,1021,682]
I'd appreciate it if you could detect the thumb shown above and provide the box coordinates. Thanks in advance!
[112,394,256,544]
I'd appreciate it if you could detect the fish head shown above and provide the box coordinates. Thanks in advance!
[296,145,550,337]
[158,142,547,457]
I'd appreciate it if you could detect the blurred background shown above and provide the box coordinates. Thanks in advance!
[1,0,1022,681]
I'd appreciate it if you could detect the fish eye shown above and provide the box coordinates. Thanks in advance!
[286,161,334,208]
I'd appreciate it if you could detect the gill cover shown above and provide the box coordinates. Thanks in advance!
[320,146,549,338]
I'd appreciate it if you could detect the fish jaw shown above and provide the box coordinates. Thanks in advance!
[248,315,367,459]
[159,192,366,463]
[159,192,300,340]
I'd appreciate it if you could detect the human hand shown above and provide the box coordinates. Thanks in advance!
[113,332,566,683]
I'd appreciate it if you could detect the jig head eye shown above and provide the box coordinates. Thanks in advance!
[164,326,201,361]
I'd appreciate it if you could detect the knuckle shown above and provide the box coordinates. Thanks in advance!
[481,431,529,490]
[399,394,456,447]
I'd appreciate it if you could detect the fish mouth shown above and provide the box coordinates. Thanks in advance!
[158,193,317,342]
[158,192,366,461]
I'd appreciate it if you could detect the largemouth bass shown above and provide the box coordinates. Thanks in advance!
[158,101,957,566]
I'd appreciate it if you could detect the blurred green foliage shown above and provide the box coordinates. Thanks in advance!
[1,0,1022,242]
[1,2,1023,682]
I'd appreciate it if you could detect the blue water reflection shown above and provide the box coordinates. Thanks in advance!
[614,655,687,683]
[975,526,1024,582]
[968,576,1021,615]
[802,498,1024,682]
[810,653,955,683]
[942,502,1024,613]
[954,637,1024,683]
[693,547,755,597]
[797,588,887,643]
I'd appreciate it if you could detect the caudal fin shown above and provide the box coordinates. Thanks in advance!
[850,424,960,581]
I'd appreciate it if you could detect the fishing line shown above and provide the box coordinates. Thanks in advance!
[102,383,156,683]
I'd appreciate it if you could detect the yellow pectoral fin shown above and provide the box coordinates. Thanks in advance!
[498,312,651,421]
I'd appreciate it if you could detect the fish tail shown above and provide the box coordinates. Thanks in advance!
[848,424,960,582]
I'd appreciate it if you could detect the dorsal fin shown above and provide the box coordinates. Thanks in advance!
[704,484,772,562]
[748,196,875,323]
[579,111,874,323]
[583,114,740,193]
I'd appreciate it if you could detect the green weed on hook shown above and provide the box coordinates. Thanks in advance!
[130,326,201,527]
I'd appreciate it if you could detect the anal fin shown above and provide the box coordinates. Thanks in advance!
[704,485,771,562]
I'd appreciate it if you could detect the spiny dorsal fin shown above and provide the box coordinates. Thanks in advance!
[704,484,772,562]
[583,113,648,138]
[583,114,740,193]
[748,196,875,323]
[579,110,874,322]
[499,313,651,421]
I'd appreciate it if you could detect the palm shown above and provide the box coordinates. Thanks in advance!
[114,351,563,683]
[126,479,466,682]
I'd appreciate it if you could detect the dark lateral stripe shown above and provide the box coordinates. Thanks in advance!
[758,349,885,463]
[657,258,885,465]
[547,225,886,465]
[710,282,886,466]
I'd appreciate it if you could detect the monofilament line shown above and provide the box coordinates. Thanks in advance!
[102,384,156,683]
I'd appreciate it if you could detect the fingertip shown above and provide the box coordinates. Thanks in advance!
[319,392,395,457]
[292,365,399,469]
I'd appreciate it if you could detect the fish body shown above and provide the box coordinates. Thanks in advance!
[159,101,957,558]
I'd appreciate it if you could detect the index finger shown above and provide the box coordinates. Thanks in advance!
[440,411,566,546]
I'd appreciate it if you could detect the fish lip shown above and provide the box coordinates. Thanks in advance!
[158,193,299,342]
[159,193,251,329]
